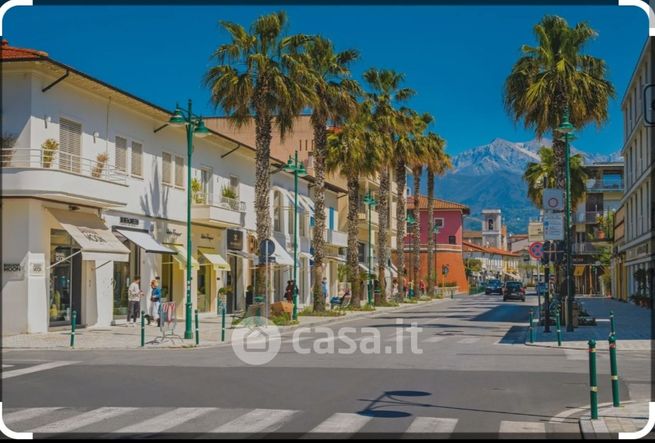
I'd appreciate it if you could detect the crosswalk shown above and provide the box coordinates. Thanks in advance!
[1,406,573,437]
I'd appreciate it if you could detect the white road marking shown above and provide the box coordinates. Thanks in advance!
[3,408,64,425]
[499,421,546,435]
[115,407,216,433]
[31,407,138,433]
[2,365,14,369]
[405,417,458,434]
[2,361,79,379]
[309,412,371,434]
[211,408,297,434]
[423,336,446,343]
[457,338,479,344]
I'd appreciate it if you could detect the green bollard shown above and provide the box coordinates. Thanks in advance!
[217,298,221,317]
[588,339,598,420]
[195,309,199,345]
[70,311,77,348]
[221,305,226,342]
[609,335,620,407]
[609,311,616,338]
[529,310,534,343]
[140,311,145,347]
[556,309,562,347]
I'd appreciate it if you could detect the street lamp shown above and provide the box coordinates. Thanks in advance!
[363,191,377,306]
[432,224,440,295]
[283,151,307,320]
[557,106,575,332]
[168,100,209,340]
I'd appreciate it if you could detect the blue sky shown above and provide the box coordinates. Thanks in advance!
[4,4,648,156]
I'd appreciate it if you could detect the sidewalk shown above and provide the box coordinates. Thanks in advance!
[526,296,652,351]
[1,298,448,350]
[579,401,652,439]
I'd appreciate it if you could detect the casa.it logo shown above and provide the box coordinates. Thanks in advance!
[231,316,281,365]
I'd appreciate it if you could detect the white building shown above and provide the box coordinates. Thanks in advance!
[1,40,346,334]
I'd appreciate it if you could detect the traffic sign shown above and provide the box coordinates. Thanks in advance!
[544,212,564,241]
[543,189,564,211]
[529,241,544,260]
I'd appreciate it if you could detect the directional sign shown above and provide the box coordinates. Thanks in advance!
[544,212,564,241]
[529,242,544,260]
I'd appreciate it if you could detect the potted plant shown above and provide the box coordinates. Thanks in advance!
[191,178,205,204]
[41,138,59,168]
[92,152,109,178]
[221,185,238,210]
[1,133,17,167]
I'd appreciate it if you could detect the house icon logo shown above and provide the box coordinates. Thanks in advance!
[231,316,281,365]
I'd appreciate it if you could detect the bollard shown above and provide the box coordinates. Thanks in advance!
[556,309,562,347]
[221,304,226,342]
[588,339,598,420]
[217,298,221,317]
[528,310,534,343]
[195,309,199,346]
[609,310,616,338]
[70,311,77,348]
[140,311,145,347]
[609,335,620,407]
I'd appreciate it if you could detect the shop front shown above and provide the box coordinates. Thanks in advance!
[193,226,229,313]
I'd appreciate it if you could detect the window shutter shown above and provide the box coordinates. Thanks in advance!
[329,207,335,231]
[131,141,142,177]
[162,152,172,184]
[59,118,82,172]
[175,155,184,188]
[115,136,127,173]
[229,176,240,197]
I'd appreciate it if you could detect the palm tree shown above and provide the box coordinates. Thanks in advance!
[524,146,588,210]
[303,36,361,312]
[326,103,382,307]
[504,15,614,188]
[363,69,414,301]
[205,11,316,294]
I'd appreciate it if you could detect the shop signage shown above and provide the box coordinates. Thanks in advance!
[120,217,139,226]
[167,228,181,237]
[227,229,244,251]
[201,233,215,241]
[544,213,564,241]
[29,261,45,276]
[3,263,22,273]
[81,228,107,244]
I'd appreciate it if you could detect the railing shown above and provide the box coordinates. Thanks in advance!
[1,148,127,184]
[576,211,605,224]
[572,242,600,254]
[193,192,246,212]
[586,178,623,192]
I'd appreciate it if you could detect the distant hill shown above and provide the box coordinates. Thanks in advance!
[425,138,622,235]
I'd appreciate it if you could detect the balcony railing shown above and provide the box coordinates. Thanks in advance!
[586,178,623,192]
[1,148,127,184]
[193,192,246,212]
[577,211,605,224]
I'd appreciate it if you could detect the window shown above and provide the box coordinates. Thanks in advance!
[162,152,172,185]
[131,141,143,177]
[299,213,307,237]
[448,236,456,245]
[229,175,240,198]
[488,219,494,231]
[59,118,82,173]
[329,207,335,231]
[434,218,444,228]
[274,192,282,232]
[174,155,184,188]
[115,136,127,173]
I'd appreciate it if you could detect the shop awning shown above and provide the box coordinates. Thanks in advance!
[326,255,346,263]
[272,186,295,208]
[298,194,314,214]
[574,265,585,277]
[115,228,175,254]
[226,250,256,261]
[171,245,200,271]
[198,248,230,271]
[358,263,371,273]
[48,208,129,262]
[271,237,294,266]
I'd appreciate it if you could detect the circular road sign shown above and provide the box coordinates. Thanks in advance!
[529,242,544,260]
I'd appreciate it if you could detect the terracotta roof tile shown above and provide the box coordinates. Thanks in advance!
[462,241,519,257]
[407,194,469,213]
[1,39,48,60]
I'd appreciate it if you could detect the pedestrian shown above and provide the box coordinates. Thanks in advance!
[127,276,143,326]
[408,280,415,299]
[149,279,161,327]
[321,277,329,306]
[392,279,399,300]
[245,285,254,307]
[419,279,426,296]
[285,280,294,303]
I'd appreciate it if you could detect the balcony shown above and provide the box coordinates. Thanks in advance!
[573,242,601,255]
[191,192,246,227]
[357,208,379,226]
[586,178,623,193]
[1,148,128,207]
[576,211,605,224]
[327,229,348,247]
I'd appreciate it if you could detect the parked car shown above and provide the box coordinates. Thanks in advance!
[503,281,526,301]
[485,279,503,295]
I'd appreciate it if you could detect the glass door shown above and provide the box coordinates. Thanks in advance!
[49,229,81,327]
[197,253,210,312]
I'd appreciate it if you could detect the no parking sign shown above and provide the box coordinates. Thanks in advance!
[528,242,544,260]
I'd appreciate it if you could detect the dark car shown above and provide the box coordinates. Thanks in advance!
[503,281,526,302]
[485,279,503,295]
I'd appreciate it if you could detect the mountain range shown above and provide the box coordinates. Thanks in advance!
[428,138,622,235]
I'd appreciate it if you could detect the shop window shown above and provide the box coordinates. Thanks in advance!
[49,229,81,326]
[175,155,185,188]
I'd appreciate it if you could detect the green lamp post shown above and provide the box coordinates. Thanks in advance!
[557,107,576,332]
[363,191,377,306]
[283,151,307,320]
[406,211,417,285]
[168,99,209,340]
[432,223,441,294]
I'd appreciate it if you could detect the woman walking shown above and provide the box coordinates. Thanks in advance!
[149,279,161,327]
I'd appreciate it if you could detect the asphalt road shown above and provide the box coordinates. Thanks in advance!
[2,294,650,438]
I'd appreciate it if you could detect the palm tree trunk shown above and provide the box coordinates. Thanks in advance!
[395,159,407,296]
[254,110,273,300]
[347,174,362,307]
[311,121,327,312]
[412,166,422,289]
[427,170,435,297]
[377,166,390,304]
